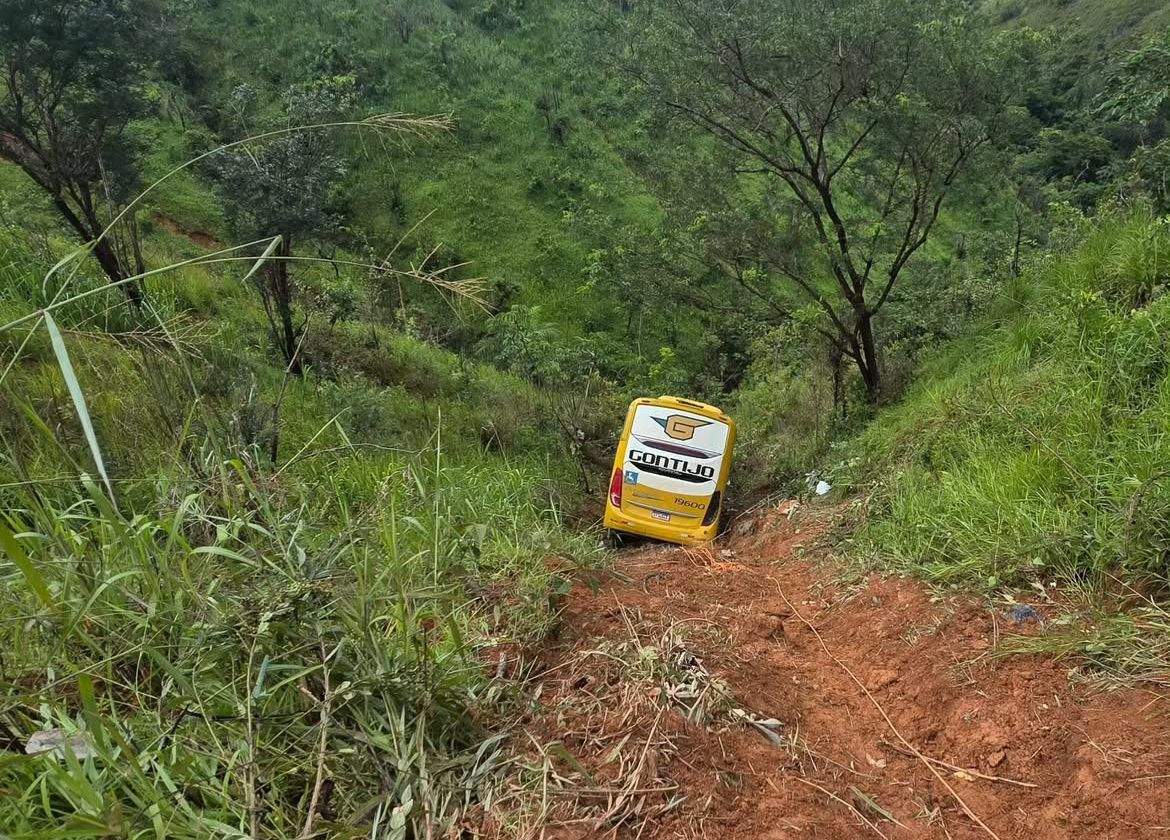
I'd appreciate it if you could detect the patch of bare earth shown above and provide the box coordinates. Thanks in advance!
[153,213,222,250]
[502,504,1170,839]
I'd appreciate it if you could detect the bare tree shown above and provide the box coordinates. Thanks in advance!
[594,0,1025,400]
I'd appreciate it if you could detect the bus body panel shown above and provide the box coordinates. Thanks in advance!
[603,396,735,545]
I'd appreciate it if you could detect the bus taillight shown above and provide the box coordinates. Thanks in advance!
[609,468,623,508]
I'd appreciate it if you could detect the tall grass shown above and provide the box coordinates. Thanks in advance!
[0,439,595,836]
[0,128,599,835]
[853,208,1170,593]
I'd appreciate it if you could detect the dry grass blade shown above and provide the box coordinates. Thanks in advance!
[361,112,455,138]
[394,261,491,313]
[593,707,667,831]
[63,312,215,356]
[784,775,890,840]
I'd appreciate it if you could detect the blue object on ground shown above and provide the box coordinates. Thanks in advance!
[1009,604,1040,623]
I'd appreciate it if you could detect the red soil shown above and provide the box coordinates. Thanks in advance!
[153,214,222,251]
[516,503,1170,839]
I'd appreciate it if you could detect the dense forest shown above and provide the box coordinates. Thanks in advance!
[1,0,1169,835]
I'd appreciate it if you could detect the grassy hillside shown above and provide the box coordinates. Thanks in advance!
[0,148,602,834]
[0,10,693,827]
[849,208,1170,673]
[172,0,693,377]
[3,0,1170,831]
[996,0,1170,40]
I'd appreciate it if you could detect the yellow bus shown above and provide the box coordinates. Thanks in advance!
[603,396,736,545]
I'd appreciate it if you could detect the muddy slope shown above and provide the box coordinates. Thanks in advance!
[514,504,1170,839]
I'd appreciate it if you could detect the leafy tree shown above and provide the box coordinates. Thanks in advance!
[214,79,355,374]
[477,305,597,387]
[474,0,526,31]
[1101,30,1170,209]
[591,0,1026,400]
[0,0,161,305]
[1102,31,1170,131]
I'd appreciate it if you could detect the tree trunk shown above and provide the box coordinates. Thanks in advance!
[828,342,844,421]
[272,238,303,376]
[91,236,144,307]
[49,193,144,307]
[855,311,881,403]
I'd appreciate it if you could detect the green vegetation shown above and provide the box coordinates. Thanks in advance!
[2,0,1170,833]
[0,143,599,834]
[854,209,1170,590]
[593,0,1029,401]
[0,430,595,835]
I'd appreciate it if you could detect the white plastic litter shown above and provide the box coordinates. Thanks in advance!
[814,480,832,496]
[25,728,95,760]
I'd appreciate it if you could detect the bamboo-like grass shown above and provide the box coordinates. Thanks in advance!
[0,119,599,836]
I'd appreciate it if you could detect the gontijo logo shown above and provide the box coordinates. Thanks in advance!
[653,413,712,441]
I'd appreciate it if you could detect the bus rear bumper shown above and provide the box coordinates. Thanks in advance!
[603,508,718,546]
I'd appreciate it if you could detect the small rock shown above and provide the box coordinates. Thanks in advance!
[987,749,1006,768]
[1009,604,1040,623]
[720,548,735,559]
[814,480,832,496]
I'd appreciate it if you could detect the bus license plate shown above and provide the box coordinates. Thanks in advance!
[651,510,670,522]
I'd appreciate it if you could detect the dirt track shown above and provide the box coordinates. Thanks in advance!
[514,503,1170,839]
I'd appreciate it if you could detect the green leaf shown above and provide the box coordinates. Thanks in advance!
[239,235,282,287]
[0,519,52,607]
[43,312,116,505]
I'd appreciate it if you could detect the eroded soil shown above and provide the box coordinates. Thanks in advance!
[509,503,1170,839]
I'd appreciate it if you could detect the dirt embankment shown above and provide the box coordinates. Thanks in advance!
[509,503,1170,839]
[152,214,222,250]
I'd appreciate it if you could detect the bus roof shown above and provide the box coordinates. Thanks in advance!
[631,395,733,425]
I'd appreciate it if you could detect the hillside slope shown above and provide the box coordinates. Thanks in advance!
[0,142,605,835]
[174,0,690,375]
[843,209,1170,678]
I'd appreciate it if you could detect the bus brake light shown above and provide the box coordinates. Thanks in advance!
[609,468,623,508]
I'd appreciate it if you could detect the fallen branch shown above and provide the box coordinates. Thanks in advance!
[878,739,1038,789]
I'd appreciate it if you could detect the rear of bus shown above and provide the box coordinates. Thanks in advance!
[603,396,735,545]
